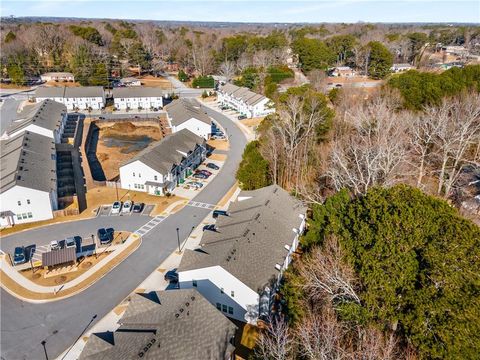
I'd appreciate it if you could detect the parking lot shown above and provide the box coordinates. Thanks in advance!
[97,203,154,217]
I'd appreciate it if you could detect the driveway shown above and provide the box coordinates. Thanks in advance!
[0,106,247,360]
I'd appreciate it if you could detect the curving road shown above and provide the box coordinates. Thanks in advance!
[0,106,247,360]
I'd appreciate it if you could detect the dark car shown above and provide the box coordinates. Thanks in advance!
[13,247,26,265]
[203,224,217,232]
[132,202,145,213]
[164,270,179,283]
[213,210,229,219]
[97,228,111,245]
[106,228,115,241]
[196,169,212,176]
[238,115,247,120]
[206,163,220,170]
[193,173,208,179]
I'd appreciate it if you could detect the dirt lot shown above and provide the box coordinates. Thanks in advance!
[96,121,164,180]
[137,75,173,89]
[207,138,229,151]
[45,80,81,87]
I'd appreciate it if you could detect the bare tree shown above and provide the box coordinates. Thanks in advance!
[218,60,236,81]
[255,315,293,360]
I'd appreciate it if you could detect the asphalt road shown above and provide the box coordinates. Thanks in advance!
[0,106,247,360]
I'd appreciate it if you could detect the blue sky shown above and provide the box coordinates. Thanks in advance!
[1,1,478,23]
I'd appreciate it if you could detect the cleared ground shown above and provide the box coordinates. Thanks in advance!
[137,75,173,89]
[207,138,229,151]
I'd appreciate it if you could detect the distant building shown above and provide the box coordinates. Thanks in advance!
[119,77,142,87]
[112,87,164,110]
[165,98,212,139]
[119,129,206,196]
[35,86,106,111]
[391,63,414,73]
[79,289,237,360]
[442,45,469,56]
[217,83,275,118]
[40,72,75,82]
[178,185,307,324]
[330,66,356,77]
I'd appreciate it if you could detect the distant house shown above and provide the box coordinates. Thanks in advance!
[79,289,237,360]
[119,129,206,195]
[330,66,356,77]
[112,87,163,110]
[217,83,275,118]
[119,77,142,87]
[391,63,414,73]
[35,86,106,111]
[165,98,212,139]
[442,45,469,56]
[178,185,307,324]
[40,72,75,83]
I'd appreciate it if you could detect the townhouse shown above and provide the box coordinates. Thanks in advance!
[391,63,414,73]
[112,87,164,111]
[165,98,212,139]
[35,86,106,110]
[330,66,356,77]
[217,83,275,118]
[178,185,307,324]
[79,289,237,360]
[40,72,75,82]
[119,129,207,196]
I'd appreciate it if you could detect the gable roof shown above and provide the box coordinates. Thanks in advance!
[179,185,307,291]
[219,83,269,106]
[0,131,56,193]
[164,98,211,127]
[35,86,105,99]
[5,99,66,136]
[112,87,163,98]
[35,87,65,98]
[121,129,205,175]
[80,289,237,360]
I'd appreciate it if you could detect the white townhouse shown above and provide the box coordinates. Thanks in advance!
[391,63,414,73]
[35,86,106,110]
[1,100,68,143]
[112,87,164,111]
[119,77,142,86]
[178,185,307,324]
[217,83,275,118]
[40,72,75,82]
[165,98,212,140]
[330,66,356,77]
[0,131,58,227]
[119,129,207,196]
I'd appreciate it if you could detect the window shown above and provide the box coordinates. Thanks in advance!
[154,175,158,181]
[216,303,221,310]
[231,291,234,297]
[22,213,28,219]
[228,307,233,314]
[192,280,197,287]
[222,305,227,313]
[220,288,224,294]
[139,173,142,178]
[133,172,135,177]
[134,184,138,189]
[17,201,21,206]
[27,212,33,218]
[27,199,31,205]
[16,214,22,221]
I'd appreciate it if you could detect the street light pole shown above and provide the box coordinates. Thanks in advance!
[176,227,181,253]
[41,340,49,360]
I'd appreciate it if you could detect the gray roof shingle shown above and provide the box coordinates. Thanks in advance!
[35,86,104,99]
[179,185,307,291]
[219,83,269,106]
[121,129,205,175]
[80,289,237,360]
[165,98,211,127]
[112,87,163,98]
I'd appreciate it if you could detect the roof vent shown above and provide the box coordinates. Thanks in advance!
[273,188,278,194]
[175,313,179,318]
[254,213,260,220]
[242,229,250,237]
[264,200,270,206]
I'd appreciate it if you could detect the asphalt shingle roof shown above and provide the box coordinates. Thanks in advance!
[35,86,105,99]
[219,83,269,106]
[121,129,205,175]
[164,98,211,127]
[0,131,56,193]
[112,87,163,98]
[179,185,307,292]
[80,289,237,360]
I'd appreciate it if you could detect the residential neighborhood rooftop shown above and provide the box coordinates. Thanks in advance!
[164,98,211,127]
[79,289,237,360]
[179,184,307,291]
[122,129,205,175]
[219,83,268,106]
[111,87,163,98]
[35,86,105,99]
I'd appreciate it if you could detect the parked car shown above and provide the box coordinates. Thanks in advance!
[206,163,220,170]
[238,114,247,120]
[106,228,115,241]
[65,237,76,248]
[50,240,60,251]
[211,134,226,140]
[193,173,208,179]
[187,181,203,189]
[164,270,179,283]
[203,224,217,232]
[97,228,111,245]
[13,247,26,265]
[213,210,230,219]
[220,105,228,110]
[122,200,133,213]
[196,169,212,176]
[132,202,144,213]
[111,201,122,214]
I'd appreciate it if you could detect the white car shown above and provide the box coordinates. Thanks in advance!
[50,240,60,251]
[122,200,133,213]
[111,201,122,214]
[65,237,76,248]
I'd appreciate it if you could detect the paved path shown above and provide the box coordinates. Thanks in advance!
[0,106,247,360]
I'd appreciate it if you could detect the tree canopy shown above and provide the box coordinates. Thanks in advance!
[236,140,271,190]
[292,37,335,72]
[69,25,103,46]
[289,185,480,359]
[367,41,393,79]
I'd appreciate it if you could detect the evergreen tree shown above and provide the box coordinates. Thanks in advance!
[236,141,271,190]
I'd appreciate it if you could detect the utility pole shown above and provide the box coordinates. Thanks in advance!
[176,227,181,253]
[41,340,48,360]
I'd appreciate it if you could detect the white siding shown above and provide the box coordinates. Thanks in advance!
[119,160,167,194]
[171,118,211,140]
[179,266,260,323]
[113,97,163,110]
